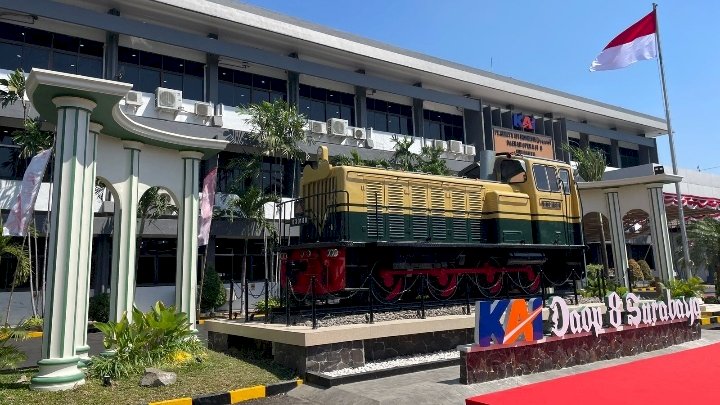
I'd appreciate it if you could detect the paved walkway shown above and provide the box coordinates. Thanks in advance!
[251,328,720,405]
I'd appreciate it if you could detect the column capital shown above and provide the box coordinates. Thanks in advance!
[89,122,103,134]
[603,188,620,194]
[122,140,144,151]
[52,96,97,112]
[180,150,204,160]
[645,183,666,190]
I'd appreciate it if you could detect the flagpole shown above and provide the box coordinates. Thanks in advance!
[653,3,692,279]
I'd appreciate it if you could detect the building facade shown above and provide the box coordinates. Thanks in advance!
[0,0,670,322]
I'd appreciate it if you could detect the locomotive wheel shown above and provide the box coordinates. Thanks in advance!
[376,271,406,302]
[428,273,459,298]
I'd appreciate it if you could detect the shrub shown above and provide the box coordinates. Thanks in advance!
[628,259,643,282]
[667,276,705,299]
[201,266,227,312]
[638,260,652,280]
[21,316,43,331]
[89,301,204,379]
[88,292,110,323]
[255,297,281,313]
[0,326,27,370]
[582,264,627,298]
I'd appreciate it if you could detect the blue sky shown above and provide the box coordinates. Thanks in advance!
[238,1,716,172]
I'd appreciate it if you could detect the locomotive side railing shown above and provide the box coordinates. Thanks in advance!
[278,190,351,243]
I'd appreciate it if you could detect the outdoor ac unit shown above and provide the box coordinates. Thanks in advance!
[464,144,476,156]
[449,140,463,153]
[310,120,327,135]
[125,90,143,106]
[327,118,348,136]
[433,139,447,151]
[155,87,183,111]
[353,127,366,139]
[194,102,214,117]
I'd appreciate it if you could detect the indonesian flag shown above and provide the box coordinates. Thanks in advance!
[590,10,657,71]
[197,166,217,246]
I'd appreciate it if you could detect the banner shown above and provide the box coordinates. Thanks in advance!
[197,166,217,246]
[3,148,52,237]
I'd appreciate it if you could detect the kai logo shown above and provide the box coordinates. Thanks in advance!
[512,113,535,131]
[476,298,543,347]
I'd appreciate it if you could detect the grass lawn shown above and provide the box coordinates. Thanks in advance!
[0,350,295,405]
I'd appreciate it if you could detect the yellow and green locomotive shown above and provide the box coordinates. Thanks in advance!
[280,146,584,300]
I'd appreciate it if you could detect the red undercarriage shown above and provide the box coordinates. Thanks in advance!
[281,247,540,301]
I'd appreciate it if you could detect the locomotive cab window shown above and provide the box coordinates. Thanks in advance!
[533,165,561,192]
[499,159,526,184]
[558,168,571,194]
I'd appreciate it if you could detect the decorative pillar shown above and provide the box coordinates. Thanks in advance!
[31,97,97,391]
[73,122,101,367]
[605,189,629,289]
[647,184,675,282]
[109,141,142,322]
[177,151,203,329]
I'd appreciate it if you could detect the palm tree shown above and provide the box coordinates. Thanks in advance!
[1,225,32,326]
[391,135,418,171]
[331,150,364,167]
[1,69,54,318]
[241,100,311,281]
[136,187,177,275]
[417,146,449,175]
[564,144,612,295]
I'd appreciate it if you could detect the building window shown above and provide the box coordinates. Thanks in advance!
[135,238,177,286]
[366,98,412,135]
[218,67,286,108]
[0,22,103,77]
[119,47,204,101]
[0,127,29,180]
[620,147,640,168]
[299,85,354,125]
[589,141,612,164]
[216,152,298,198]
[423,110,464,141]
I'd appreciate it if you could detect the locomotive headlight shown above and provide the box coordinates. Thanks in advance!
[327,249,339,257]
[279,253,288,260]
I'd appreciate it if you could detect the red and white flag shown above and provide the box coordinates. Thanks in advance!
[590,10,657,71]
[197,166,217,246]
[3,149,52,237]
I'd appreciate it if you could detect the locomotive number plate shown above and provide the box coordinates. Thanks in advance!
[540,199,562,210]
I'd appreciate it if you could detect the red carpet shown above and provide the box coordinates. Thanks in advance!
[466,342,720,405]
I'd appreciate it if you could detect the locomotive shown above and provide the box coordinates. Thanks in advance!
[279,146,585,301]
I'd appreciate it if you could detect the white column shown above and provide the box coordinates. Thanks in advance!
[31,97,96,391]
[176,151,203,329]
[648,184,675,283]
[73,122,101,366]
[109,141,142,322]
[605,190,629,289]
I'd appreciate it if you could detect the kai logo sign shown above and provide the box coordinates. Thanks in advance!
[476,298,543,347]
[475,292,702,348]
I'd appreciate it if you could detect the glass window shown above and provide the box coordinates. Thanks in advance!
[52,51,77,74]
[546,166,560,192]
[533,165,550,191]
[558,169,571,194]
[299,84,354,125]
[219,68,286,107]
[138,68,161,93]
[22,46,50,71]
[77,56,103,78]
[119,46,205,99]
[0,42,22,70]
[620,147,640,168]
[367,98,411,135]
[500,160,526,184]
[423,109,464,141]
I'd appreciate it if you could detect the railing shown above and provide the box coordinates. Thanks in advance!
[277,190,351,243]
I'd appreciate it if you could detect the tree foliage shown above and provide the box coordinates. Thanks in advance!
[628,259,643,283]
[563,144,606,182]
[417,145,449,175]
[638,259,653,280]
[0,325,27,370]
[241,99,311,161]
[200,266,226,312]
[390,135,418,171]
[685,218,720,278]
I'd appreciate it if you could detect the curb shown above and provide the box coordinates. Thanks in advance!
[700,316,720,326]
[305,357,460,388]
[147,379,302,405]
[633,287,656,293]
[27,331,43,339]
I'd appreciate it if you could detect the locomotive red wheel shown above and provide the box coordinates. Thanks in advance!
[429,273,459,298]
[377,271,405,301]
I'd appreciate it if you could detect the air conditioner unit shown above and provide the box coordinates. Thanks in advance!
[464,145,476,156]
[449,140,463,153]
[353,127,366,139]
[327,118,348,136]
[194,102,214,117]
[310,120,327,135]
[125,90,143,106]
[155,87,183,111]
[433,139,447,151]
